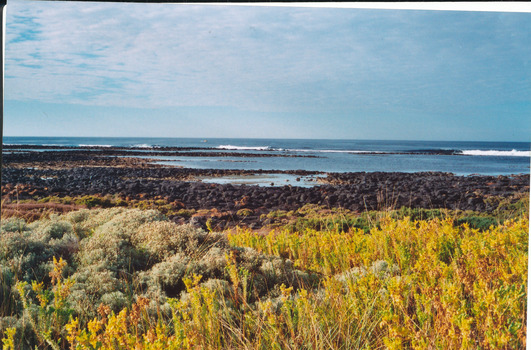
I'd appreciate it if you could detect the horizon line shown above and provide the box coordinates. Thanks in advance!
[3,135,530,144]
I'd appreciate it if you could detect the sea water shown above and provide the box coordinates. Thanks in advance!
[4,137,530,179]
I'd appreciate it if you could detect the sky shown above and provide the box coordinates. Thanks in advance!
[3,2,531,141]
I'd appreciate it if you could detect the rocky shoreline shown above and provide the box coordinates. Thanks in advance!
[3,167,528,210]
[2,148,529,229]
[2,148,316,169]
[3,144,470,155]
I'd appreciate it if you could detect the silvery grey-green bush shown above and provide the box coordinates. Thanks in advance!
[1,208,316,326]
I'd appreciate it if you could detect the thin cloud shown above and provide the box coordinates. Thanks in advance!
[5,1,531,118]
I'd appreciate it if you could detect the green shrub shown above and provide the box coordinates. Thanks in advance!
[0,217,29,234]
[132,222,210,261]
[0,265,17,317]
[455,216,499,231]
[175,209,195,218]
[236,208,253,217]
[0,207,320,343]
[74,195,113,209]
[267,210,288,219]
[31,219,74,240]
[392,207,446,221]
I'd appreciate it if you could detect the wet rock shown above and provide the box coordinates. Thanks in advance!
[2,157,529,227]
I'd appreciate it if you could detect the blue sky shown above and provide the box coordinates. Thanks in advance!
[3,2,531,141]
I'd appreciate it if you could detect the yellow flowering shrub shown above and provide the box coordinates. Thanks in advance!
[229,216,528,349]
[2,208,527,349]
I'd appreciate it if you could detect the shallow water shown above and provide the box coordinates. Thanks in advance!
[199,173,325,187]
[4,137,530,177]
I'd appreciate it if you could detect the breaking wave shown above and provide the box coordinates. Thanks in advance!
[460,149,530,157]
[133,144,159,148]
[217,145,272,151]
[78,144,113,147]
[288,149,374,154]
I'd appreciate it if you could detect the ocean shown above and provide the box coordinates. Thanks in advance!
[3,137,530,177]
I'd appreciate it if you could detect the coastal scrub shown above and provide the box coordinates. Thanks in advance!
[1,207,528,349]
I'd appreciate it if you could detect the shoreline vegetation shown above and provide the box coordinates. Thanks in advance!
[1,147,529,349]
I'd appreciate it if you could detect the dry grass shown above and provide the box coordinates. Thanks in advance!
[1,202,87,222]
